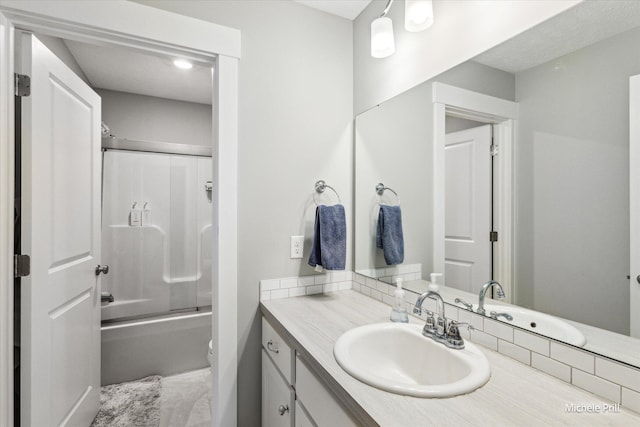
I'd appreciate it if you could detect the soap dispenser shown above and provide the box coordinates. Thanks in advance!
[390,278,409,323]
[428,273,443,292]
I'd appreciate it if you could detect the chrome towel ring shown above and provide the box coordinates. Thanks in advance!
[314,180,342,205]
[376,182,400,205]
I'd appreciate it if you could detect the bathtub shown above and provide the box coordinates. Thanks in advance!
[101,309,211,386]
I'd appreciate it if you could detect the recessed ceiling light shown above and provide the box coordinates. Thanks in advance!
[173,59,193,70]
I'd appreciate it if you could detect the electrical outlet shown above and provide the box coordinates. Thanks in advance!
[290,235,304,259]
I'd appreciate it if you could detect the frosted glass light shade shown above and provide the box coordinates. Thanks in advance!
[405,0,434,32]
[371,17,395,58]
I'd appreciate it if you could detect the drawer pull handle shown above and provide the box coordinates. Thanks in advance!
[267,339,279,354]
[278,404,289,416]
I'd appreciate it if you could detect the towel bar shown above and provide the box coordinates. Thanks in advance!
[376,183,400,205]
[314,180,341,205]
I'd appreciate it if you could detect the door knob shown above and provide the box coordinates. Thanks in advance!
[95,265,109,276]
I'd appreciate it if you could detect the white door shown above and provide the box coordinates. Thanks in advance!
[630,74,640,338]
[445,124,492,293]
[18,33,102,426]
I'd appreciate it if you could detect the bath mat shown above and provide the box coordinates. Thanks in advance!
[91,375,162,427]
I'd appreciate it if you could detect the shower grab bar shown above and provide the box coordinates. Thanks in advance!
[376,182,400,205]
[313,180,342,205]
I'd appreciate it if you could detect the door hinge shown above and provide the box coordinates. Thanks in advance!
[490,144,499,157]
[489,231,498,242]
[14,254,31,278]
[15,73,31,97]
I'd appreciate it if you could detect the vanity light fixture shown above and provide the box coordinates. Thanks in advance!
[371,0,395,58]
[405,0,434,32]
[173,59,193,70]
[371,0,435,58]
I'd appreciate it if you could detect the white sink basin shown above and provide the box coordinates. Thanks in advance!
[482,304,587,347]
[333,323,490,398]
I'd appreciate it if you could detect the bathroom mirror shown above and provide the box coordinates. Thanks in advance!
[355,1,640,367]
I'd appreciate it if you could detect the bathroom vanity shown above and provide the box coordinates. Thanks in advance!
[260,290,640,426]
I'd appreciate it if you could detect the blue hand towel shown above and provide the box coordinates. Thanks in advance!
[376,205,404,265]
[308,204,346,270]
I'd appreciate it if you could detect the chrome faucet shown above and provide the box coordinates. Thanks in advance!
[413,290,471,349]
[477,280,506,316]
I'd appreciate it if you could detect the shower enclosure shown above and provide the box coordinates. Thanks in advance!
[101,144,213,321]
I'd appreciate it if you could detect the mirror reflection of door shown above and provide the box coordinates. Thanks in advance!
[444,122,493,293]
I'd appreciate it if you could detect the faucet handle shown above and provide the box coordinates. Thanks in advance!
[490,311,514,321]
[454,298,473,311]
[446,321,474,349]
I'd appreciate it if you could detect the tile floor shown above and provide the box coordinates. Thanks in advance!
[160,368,212,427]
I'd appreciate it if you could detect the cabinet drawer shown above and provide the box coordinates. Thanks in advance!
[295,355,358,427]
[262,317,293,384]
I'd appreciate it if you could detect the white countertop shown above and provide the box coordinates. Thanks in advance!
[261,290,640,426]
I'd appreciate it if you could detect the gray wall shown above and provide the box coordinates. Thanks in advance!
[355,61,514,280]
[134,2,353,426]
[97,89,212,146]
[515,26,640,334]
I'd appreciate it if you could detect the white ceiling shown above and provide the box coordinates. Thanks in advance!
[65,40,213,105]
[473,1,640,73]
[293,0,372,20]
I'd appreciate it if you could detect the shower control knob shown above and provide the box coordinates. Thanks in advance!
[278,404,289,416]
[95,265,109,276]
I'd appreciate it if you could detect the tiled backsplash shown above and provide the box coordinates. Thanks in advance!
[353,263,422,284]
[258,271,640,414]
[259,271,353,301]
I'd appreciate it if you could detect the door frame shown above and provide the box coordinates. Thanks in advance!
[0,2,240,426]
[631,74,640,338]
[432,82,518,302]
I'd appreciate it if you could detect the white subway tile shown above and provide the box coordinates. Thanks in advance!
[280,278,298,289]
[457,309,484,331]
[260,291,271,301]
[377,281,392,295]
[345,271,353,281]
[531,353,571,383]
[572,369,621,403]
[365,277,378,288]
[595,358,640,393]
[354,273,366,285]
[498,340,530,365]
[469,330,498,351]
[306,285,323,295]
[360,285,371,297]
[514,330,549,356]
[330,271,347,282]
[370,289,383,301]
[270,289,289,300]
[260,279,280,292]
[314,274,329,285]
[298,276,315,287]
[483,318,514,342]
[351,282,361,292]
[382,293,395,306]
[338,281,352,291]
[289,287,307,298]
[622,388,640,414]
[323,283,337,293]
[550,342,594,374]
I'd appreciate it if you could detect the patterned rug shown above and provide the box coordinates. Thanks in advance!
[91,375,162,427]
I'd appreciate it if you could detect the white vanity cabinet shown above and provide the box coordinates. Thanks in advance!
[262,317,358,427]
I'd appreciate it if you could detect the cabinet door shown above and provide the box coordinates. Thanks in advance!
[262,349,293,427]
[295,401,316,427]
